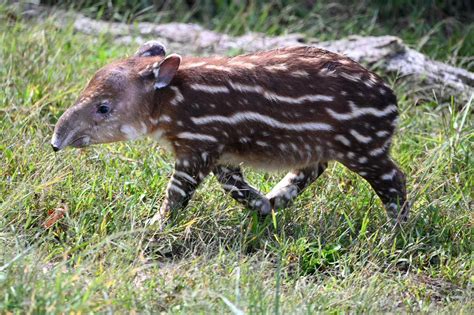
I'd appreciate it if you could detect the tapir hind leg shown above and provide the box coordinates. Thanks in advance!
[266,162,328,209]
[342,155,409,222]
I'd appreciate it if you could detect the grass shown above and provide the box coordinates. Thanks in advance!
[41,0,474,71]
[1,2,473,314]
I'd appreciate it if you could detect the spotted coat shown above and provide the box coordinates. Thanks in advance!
[51,42,409,225]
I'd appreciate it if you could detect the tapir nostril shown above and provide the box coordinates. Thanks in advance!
[51,144,60,152]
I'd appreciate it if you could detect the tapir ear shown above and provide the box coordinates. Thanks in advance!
[152,54,181,89]
[135,40,166,57]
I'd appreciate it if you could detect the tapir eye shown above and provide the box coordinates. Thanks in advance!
[97,103,110,114]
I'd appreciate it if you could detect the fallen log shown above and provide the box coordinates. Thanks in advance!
[15,3,474,99]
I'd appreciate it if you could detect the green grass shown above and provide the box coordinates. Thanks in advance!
[41,0,474,71]
[1,3,473,314]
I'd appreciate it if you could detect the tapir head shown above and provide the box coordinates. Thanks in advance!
[50,41,181,151]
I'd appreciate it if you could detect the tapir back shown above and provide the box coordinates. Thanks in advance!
[152,46,398,170]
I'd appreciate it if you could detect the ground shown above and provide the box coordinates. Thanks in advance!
[0,2,473,314]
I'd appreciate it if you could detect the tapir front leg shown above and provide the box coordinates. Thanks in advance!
[213,165,272,214]
[148,154,213,226]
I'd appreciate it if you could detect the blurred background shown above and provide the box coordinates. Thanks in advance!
[39,0,474,70]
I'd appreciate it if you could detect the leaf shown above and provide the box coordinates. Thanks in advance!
[43,204,68,229]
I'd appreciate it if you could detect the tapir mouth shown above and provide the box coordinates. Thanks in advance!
[51,134,91,151]
[69,136,91,148]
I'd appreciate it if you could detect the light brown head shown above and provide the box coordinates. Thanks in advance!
[50,41,181,151]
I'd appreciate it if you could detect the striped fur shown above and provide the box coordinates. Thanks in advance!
[51,44,409,225]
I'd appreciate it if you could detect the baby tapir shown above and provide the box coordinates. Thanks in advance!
[51,41,409,225]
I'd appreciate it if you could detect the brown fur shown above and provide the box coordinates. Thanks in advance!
[51,44,408,225]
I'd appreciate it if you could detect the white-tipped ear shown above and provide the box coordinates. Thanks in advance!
[153,54,181,89]
[135,41,166,57]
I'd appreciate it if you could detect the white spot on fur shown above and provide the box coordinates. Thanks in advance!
[340,72,361,82]
[339,59,352,65]
[159,115,172,123]
[222,184,240,192]
[120,125,141,140]
[177,132,218,142]
[171,178,182,186]
[298,57,318,63]
[376,130,390,137]
[364,80,376,88]
[387,203,398,210]
[189,83,230,94]
[369,73,378,83]
[272,54,291,59]
[175,171,197,184]
[350,129,372,143]
[169,183,187,197]
[204,64,232,72]
[335,135,351,146]
[264,64,288,72]
[319,66,339,76]
[231,174,243,181]
[169,86,184,106]
[369,138,391,156]
[381,169,397,181]
[228,60,256,69]
[291,70,310,77]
